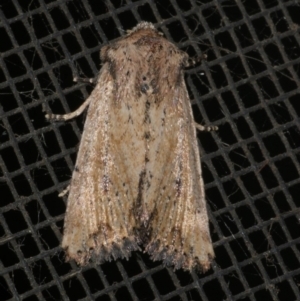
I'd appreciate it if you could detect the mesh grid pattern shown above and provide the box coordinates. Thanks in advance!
[1,0,300,300]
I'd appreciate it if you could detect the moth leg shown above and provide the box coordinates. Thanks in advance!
[194,122,218,132]
[46,76,97,121]
[73,76,97,84]
[58,185,70,197]
[45,96,92,121]
[185,54,207,68]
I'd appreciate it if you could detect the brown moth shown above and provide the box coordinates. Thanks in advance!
[46,22,215,272]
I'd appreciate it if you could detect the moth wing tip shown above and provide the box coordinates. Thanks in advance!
[62,236,141,266]
[145,241,214,272]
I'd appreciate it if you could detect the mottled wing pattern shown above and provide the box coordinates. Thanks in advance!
[61,22,214,271]
[62,67,140,265]
[143,80,214,271]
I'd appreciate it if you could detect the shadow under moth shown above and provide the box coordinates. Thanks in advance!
[46,22,216,272]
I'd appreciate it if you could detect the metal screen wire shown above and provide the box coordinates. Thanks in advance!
[1,0,300,300]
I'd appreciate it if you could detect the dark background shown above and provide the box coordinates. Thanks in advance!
[1,0,300,300]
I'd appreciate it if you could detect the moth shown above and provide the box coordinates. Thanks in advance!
[46,22,216,272]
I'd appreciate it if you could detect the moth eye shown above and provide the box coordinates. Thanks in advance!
[142,76,147,81]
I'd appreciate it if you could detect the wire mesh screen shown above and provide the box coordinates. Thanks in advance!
[1,0,300,300]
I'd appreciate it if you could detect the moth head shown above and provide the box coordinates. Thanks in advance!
[127,21,156,33]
